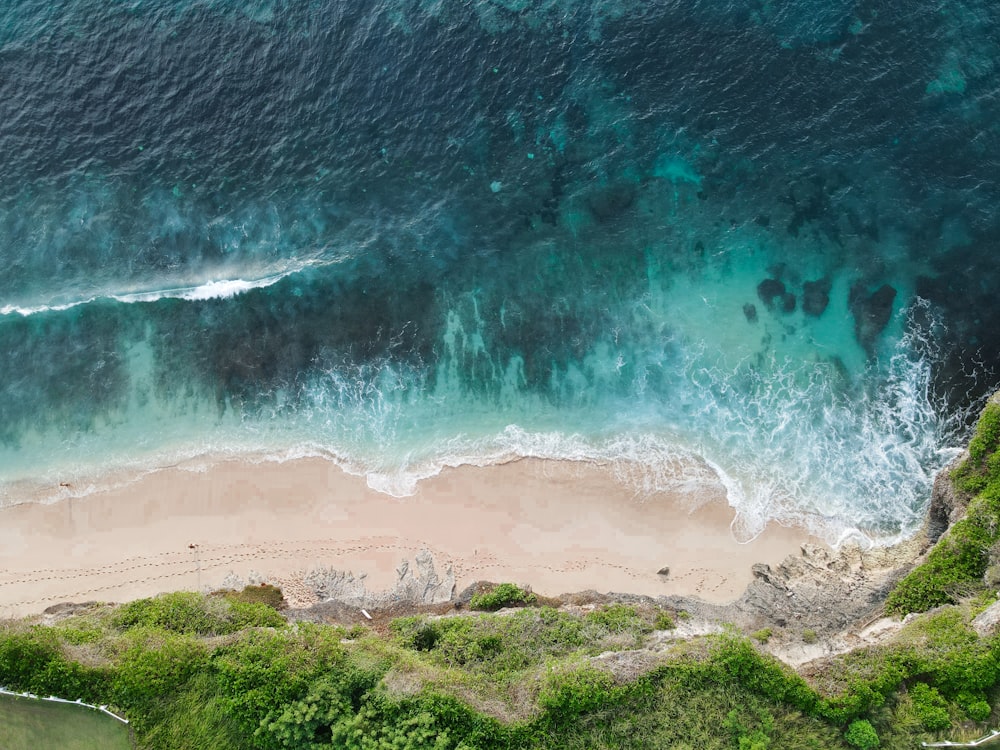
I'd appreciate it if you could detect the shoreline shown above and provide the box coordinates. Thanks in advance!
[0,456,826,619]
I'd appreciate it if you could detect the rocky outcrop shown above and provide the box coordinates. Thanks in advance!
[927,452,970,542]
[300,548,456,613]
[972,600,1000,637]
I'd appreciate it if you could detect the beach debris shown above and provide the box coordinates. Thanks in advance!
[361,609,372,620]
[657,566,670,577]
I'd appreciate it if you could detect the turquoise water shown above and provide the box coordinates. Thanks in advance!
[1,0,997,543]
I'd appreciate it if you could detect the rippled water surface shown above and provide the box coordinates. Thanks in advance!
[1,0,998,541]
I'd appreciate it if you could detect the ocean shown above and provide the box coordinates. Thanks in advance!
[1,0,997,544]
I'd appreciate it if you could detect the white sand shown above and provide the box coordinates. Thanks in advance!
[0,457,822,618]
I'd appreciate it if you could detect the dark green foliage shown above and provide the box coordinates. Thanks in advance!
[965,403,1000,468]
[844,719,879,749]
[538,665,619,725]
[210,626,348,744]
[888,403,1000,614]
[707,634,819,715]
[112,632,209,733]
[0,627,61,688]
[0,627,110,703]
[908,683,950,731]
[5,589,1000,749]
[393,605,654,679]
[469,583,537,611]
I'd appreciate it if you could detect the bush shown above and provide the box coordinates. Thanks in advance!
[802,629,818,644]
[585,604,651,635]
[844,719,879,749]
[909,683,951,731]
[112,633,209,731]
[112,592,283,636]
[752,628,773,644]
[959,695,991,722]
[469,583,536,611]
[655,611,676,630]
[0,628,61,689]
[538,665,619,724]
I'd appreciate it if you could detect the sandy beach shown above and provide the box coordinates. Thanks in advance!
[0,458,822,618]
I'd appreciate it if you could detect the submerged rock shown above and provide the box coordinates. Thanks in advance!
[743,303,758,322]
[756,278,786,309]
[849,282,897,352]
[586,182,637,222]
[802,277,832,317]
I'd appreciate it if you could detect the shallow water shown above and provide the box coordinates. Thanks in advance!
[1,0,998,542]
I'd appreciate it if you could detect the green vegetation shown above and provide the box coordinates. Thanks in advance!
[0,693,132,750]
[844,719,879,749]
[1,590,999,749]
[655,611,676,630]
[752,628,773,644]
[887,402,1000,614]
[5,401,1000,748]
[468,583,537,611]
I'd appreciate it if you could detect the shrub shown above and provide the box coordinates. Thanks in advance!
[752,628,773,644]
[655,611,676,630]
[959,695,992,722]
[538,665,618,724]
[844,719,879,749]
[802,629,818,644]
[111,633,209,731]
[909,683,951,731]
[585,604,651,634]
[0,628,61,689]
[112,592,283,636]
[469,583,536,611]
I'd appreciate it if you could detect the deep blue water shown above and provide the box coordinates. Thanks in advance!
[1,0,998,542]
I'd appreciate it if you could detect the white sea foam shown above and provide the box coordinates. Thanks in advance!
[0,260,328,318]
[0,289,970,550]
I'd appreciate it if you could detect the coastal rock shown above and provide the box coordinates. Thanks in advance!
[972,600,1000,637]
[927,453,970,542]
[802,277,831,317]
[849,282,897,351]
[586,182,636,223]
[300,549,456,612]
[756,278,786,310]
[780,292,797,313]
